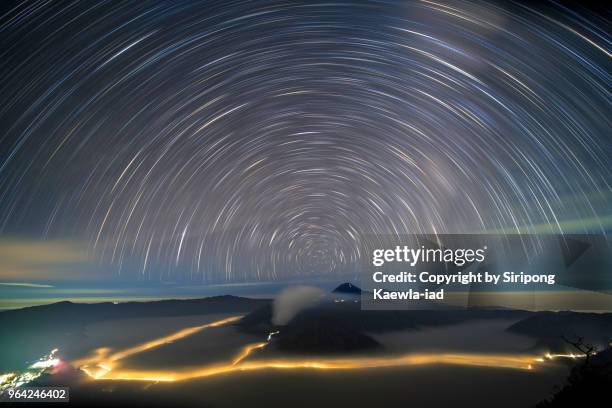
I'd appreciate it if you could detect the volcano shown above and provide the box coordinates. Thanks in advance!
[332,282,362,294]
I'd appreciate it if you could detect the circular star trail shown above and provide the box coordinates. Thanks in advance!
[0,1,610,283]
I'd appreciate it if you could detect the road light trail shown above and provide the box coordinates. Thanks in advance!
[77,315,243,378]
[82,352,543,382]
[74,316,584,383]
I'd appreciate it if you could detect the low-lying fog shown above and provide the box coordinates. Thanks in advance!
[369,318,535,353]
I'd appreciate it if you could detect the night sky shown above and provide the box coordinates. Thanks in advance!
[0,1,610,291]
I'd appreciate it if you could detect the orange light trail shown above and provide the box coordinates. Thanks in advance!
[109,315,242,362]
[91,352,543,382]
[76,315,243,378]
[74,315,573,383]
[231,342,268,365]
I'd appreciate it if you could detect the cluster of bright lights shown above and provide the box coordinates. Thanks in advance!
[0,348,60,394]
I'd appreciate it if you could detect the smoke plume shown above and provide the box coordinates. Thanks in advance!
[272,286,327,325]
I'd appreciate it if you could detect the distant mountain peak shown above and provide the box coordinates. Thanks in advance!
[332,282,361,294]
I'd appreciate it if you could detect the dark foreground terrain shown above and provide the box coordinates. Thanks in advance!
[2,286,612,407]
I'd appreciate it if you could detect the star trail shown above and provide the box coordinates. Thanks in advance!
[0,1,610,285]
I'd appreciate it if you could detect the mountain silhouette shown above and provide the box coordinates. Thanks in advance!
[332,282,362,294]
